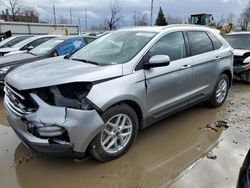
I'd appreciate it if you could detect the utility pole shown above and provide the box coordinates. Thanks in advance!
[85,8,87,31]
[78,17,81,33]
[133,10,136,26]
[53,4,56,26]
[150,0,154,26]
[70,8,72,24]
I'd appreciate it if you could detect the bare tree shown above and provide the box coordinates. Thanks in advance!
[21,7,39,17]
[58,15,68,24]
[225,12,235,24]
[239,2,250,31]
[139,13,148,26]
[167,16,182,24]
[5,0,23,21]
[217,14,226,27]
[105,0,121,30]
[133,11,148,26]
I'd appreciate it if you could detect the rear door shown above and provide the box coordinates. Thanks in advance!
[144,32,193,118]
[186,31,219,100]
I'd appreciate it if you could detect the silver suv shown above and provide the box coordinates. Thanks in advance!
[4,25,233,162]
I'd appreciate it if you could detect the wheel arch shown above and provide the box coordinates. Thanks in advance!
[221,69,233,87]
[103,99,145,129]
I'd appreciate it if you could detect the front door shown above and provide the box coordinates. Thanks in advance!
[144,32,193,118]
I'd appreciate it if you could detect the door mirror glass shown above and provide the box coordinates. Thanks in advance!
[144,55,170,69]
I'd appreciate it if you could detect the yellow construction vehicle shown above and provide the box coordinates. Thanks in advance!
[190,13,233,35]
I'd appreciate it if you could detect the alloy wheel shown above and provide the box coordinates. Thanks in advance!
[101,114,133,154]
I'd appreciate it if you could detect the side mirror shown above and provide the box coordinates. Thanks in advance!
[243,56,250,64]
[27,46,34,51]
[144,55,170,69]
[51,50,58,57]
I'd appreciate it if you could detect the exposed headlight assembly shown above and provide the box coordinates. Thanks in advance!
[0,66,11,74]
[33,83,95,110]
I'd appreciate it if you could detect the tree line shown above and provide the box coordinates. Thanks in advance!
[1,0,250,31]
[0,0,39,22]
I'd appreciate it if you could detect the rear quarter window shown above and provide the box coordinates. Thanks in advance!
[187,31,213,56]
[207,32,223,50]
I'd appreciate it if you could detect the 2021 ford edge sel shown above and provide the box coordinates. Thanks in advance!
[4,25,233,162]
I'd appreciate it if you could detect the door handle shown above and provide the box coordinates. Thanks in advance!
[214,56,222,61]
[181,64,192,69]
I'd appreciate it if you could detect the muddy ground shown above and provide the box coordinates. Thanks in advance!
[0,84,249,188]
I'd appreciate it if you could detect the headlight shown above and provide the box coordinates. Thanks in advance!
[33,83,94,110]
[0,66,11,74]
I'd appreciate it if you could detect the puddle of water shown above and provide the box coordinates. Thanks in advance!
[0,104,224,188]
[171,84,250,188]
[0,84,248,188]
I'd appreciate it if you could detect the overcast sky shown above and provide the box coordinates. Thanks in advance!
[1,0,249,29]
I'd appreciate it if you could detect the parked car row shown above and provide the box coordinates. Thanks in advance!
[0,35,57,56]
[3,25,234,162]
[0,35,97,85]
[0,35,32,49]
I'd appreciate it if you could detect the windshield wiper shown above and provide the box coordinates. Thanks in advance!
[71,58,100,66]
[27,51,37,56]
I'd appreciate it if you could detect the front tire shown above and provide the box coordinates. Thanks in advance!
[208,74,229,108]
[89,104,139,162]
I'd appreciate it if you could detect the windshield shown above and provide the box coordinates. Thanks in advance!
[4,36,31,47]
[30,38,65,56]
[0,37,16,46]
[12,37,36,48]
[70,31,156,65]
[224,34,250,50]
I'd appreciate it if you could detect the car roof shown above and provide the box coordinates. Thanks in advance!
[54,36,83,40]
[30,35,59,39]
[118,24,217,33]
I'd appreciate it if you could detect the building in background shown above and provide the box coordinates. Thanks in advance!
[0,21,79,35]
[0,9,39,23]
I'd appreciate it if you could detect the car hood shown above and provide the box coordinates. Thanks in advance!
[0,53,38,66]
[233,49,250,56]
[5,57,123,90]
[0,47,19,53]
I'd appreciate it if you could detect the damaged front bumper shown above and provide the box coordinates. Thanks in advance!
[4,91,105,157]
[234,63,250,74]
[233,64,250,83]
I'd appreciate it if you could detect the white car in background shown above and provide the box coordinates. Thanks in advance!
[224,32,250,82]
[0,35,32,48]
[0,35,58,56]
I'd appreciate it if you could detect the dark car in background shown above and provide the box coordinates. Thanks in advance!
[0,36,96,85]
[0,35,32,49]
[224,32,250,82]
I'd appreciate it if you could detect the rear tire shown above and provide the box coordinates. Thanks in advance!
[208,74,229,108]
[89,104,139,162]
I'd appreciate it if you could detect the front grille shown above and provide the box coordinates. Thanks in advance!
[4,84,37,117]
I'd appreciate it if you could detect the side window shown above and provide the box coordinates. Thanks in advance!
[4,36,29,47]
[56,38,85,56]
[207,32,223,50]
[187,31,213,56]
[22,37,52,50]
[149,32,187,61]
[30,37,53,48]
